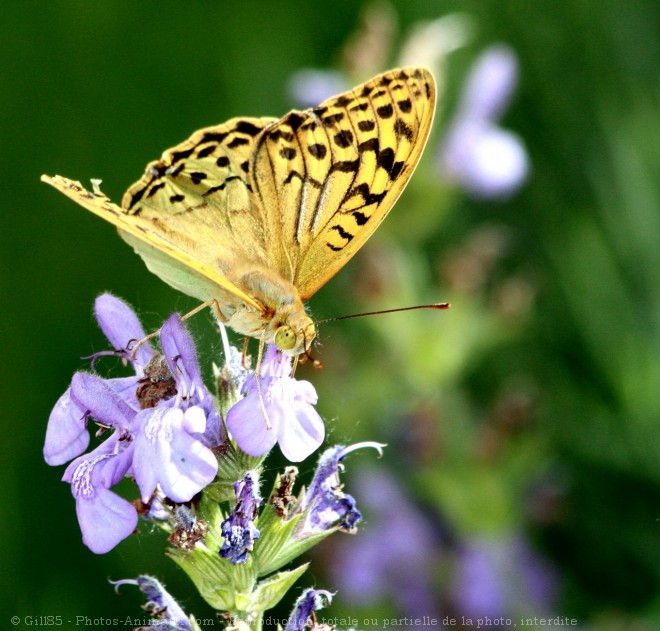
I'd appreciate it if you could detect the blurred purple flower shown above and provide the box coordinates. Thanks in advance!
[453,533,558,619]
[45,294,221,553]
[112,575,191,630]
[439,44,529,199]
[287,69,349,108]
[329,469,441,624]
[226,345,324,462]
[284,588,333,631]
[220,471,262,564]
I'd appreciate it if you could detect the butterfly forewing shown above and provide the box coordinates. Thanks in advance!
[251,67,436,300]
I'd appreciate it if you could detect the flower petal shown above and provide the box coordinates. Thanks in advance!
[94,293,154,367]
[70,372,136,429]
[278,401,325,462]
[459,44,518,123]
[44,388,90,466]
[226,392,279,457]
[160,314,203,394]
[76,486,138,554]
[132,407,218,503]
[65,442,137,554]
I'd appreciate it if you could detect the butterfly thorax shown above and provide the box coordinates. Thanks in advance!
[225,267,315,356]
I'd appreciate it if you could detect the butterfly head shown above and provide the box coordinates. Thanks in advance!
[273,317,316,356]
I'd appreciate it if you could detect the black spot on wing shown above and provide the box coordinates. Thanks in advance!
[330,159,360,174]
[394,118,413,142]
[147,181,165,198]
[308,143,327,160]
[323,112,344,125]
[202,175,243,196]
[284,112,306,131]
[331,224,354,242]
[201,130,229,144]
[376,103,394,119]
[235,120,264,136]
[170,147,194,164]
[376,147,394,173]
[227,136,250,149]
[269,129,295,142]
[333,95,354,107]
[279,147,297,160]
[167,163,185,178]
[190,172,207,185]
[333,129,354,148]
[346,183,386,206]
[196,144,216,159]
[390,161,405,180]
[352,210,368,225]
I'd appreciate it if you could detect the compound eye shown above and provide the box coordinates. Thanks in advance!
[274,325,296,351]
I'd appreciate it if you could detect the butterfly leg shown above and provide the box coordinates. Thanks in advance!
[241,337,251,370]
[129,299,222,360]
[180,299,224,323]
[129,329,161,361]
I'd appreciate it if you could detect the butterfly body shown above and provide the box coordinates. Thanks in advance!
[43,67,436,355]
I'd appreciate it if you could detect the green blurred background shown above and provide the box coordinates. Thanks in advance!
[2,1,660,629]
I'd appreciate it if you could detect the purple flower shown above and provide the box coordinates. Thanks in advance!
[439,44,529,199]
[453,533,558,619]
[220,471,262,564]
[112,575,192,630]
[284,588,333,631]
[44,293,155,466]
[45,294,221,553]
[297,442,384,536]
[226,345,324,462]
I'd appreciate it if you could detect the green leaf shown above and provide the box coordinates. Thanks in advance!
[235,563,309,614]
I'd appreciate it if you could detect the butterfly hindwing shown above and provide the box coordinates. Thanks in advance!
[40,174,263,310]
[251,67,436,300]
[121,116,278,282]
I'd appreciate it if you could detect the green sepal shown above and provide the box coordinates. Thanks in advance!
[196,492,226,554]
[168,544,257,611]
[205,441,265,503]
[253,503,334,577]
[234,563,309,614]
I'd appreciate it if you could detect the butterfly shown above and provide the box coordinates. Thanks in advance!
[42,67,436,356]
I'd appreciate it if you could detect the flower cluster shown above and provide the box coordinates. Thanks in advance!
[44,294,221,553]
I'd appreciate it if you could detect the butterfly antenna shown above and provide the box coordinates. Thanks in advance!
[315,302,451,325]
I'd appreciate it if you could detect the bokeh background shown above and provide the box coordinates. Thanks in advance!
[2,1,660,629]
